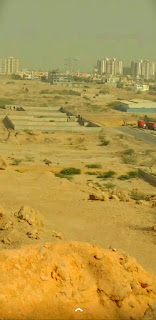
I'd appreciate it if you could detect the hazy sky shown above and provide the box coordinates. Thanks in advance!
[0,0,156,71]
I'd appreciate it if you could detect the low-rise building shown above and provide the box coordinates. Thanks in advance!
[115,99,156,113]
[48,72,73,86]
[131,84,149,92]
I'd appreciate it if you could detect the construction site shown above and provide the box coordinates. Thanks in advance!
[1,105,101,132]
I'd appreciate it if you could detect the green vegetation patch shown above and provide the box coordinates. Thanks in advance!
[104,182,116,189]
[60,167,81,175]
[55,173,73,181]
[99,134,110,146]
[124,149,134,155]
[118,171,139,181]
[12,159,23,165]
[118,174,131,181]
[97,170,116,179]
[85,164,102,169]
[85,171,99,175]
[99,89,109,95]
[128,171,139,178]
[130,190,150,201]
[100,139,110,146]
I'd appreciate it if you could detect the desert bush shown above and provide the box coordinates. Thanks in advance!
[85,164,102,169]
[128,171,139,178]
[124,149,134,155]
[99,90,109,94]
[97,170,116,179]
[60,167,81,175]
[130,190,150,201]
[44,159,51,165]
[118,171,139,180]
[99,135,110,146]
[100,139,110,146]
[85,171,99,175]
[122,155,137,165]
[94,182,102,187]
[55,173,73,181]
[118,174,131,181]
[12,159,22,165]
[104,182,115,189]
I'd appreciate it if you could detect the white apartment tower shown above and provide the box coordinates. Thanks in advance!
[131,60,155,79]
[0,57,19,74]
[97,57,123,76]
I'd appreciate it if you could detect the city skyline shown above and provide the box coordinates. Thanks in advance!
[0,0,156,71]
[0,55,156,75]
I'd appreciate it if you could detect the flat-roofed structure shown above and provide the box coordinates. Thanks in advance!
[115,99,156,113]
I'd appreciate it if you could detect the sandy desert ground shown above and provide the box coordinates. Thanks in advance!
[0,79,156,319]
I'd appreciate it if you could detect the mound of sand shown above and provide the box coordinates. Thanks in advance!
[15,205,44,227]
[0,242,156,319]
[0,205,44,246]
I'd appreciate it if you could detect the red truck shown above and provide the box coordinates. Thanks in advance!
[147,122,156,130]
[138,120,146,129]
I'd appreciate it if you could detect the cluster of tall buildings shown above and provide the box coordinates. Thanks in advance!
[0,57,19,74]
[131,60,155,80]
[97,58,123,76]
[0,55,155,81]
[97,58,156,80]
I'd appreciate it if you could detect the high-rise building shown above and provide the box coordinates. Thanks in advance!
[97,59,107,74]
[131,60,155,79]
[131,60,142,78]
[149,61,156,80]
[97,58,123,76]
[0,57,19,74]
[114,60,123,75]
[123,66,131,76]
